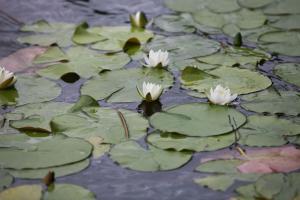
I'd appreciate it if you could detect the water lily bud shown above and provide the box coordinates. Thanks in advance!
[0,67,17,89]
[143,49,169,68]
[207,85,237,105]
[137,81,163,102]
[233,32,243,47]
[130,11,148,29]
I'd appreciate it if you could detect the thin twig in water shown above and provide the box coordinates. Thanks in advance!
[117,110,129,139]
[0,9,23,25]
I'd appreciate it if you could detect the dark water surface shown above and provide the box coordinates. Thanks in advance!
[0,0,300,199]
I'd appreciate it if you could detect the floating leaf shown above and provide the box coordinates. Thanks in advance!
[164,0,207,12]
[274,63,300,87]
[270,14,300,30]
[10,102,72,132]
[0,75,61,106]
[109,140,192,172]
[36,46,130,79]
[51,107,148,144]
[239,115,300,147]
[0,134,92,169]
[86,136,110,159]
[263,0,300,15]
[81,67,173,103]
[181,66,271,95]
[18,20,75,47]
[154,14,196,33]
[44,184,96,200]
[8,159,89,179]
[241,88,300,116]
[196,159,243,174]
[72,22,105,44]
[206,0,240,13]
[147,131,235,152]
[0,170,13,191]
[0,185,42,200]
[150,103,246,137]
[238,0,274,9]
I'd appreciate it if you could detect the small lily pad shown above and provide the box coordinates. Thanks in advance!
[154,14,196,33]
[238,0,274,9]
[109,140,192,172]
[0,185,42,200]
[263,0,300,15]
[150,103,246,137]
[274,63,300,87]
[0,170,13,191]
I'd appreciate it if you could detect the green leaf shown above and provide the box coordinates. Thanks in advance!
[147,131,235,152]
[239,115,300,147]
[0,134,92,169]
[44,184,96,200]
[51,107,148,144]
[72,22,105,44]
[238,0,274,9]
[109,140,192,172]
[181,66,271,95]
[150,103,246,137]
[0,170,13,191]
[206,0,240,13]
[241,88,300,116]
[0,185,42,200]
[263,0,300,15]
[195,159,243,174]
[81,67,173,103]
[36,46,130,79]
[0,75,61,106]
[154,14,196,33]
[18,20,75,47]
[274,63,300,87]
[255,173,285,199]
[8,159,89,179]
[270,15,300,30]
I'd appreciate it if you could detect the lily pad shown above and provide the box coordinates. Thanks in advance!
[18,20,75,47]
[241,88,300,116]
[109,140,192,172]
[154,14,196,33]
[51,107,148,144]
[181,66,272,95]
[274,63,300,87]
[270,14,300,30]
[81,67,173,103]
[206,0,240,13]
[0,185,42,200]
[263,0,300,15]
[146,35,220,66]
[150,103,246,137]
[44,184,96,200]
[10,102,72,132]
[147,131,235,152]
[239,115,300,147]
[0,170,13,191]
[164,0,207,12]
[35,46,130,79]
[72,22,105,45]
[0,134,92,169]
[238,0,274,9]
[7,159,89,179]
[0,75,61,106]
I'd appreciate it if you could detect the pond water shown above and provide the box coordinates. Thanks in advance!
[0,0,300,199]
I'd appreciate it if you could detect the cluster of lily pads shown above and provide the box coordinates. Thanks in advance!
[0,0,300,199]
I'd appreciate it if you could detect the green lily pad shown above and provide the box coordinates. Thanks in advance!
[274,63,300,87]
[146,35,220,65]
[258,31,300,56]
[0,134,92,169]
[147,131,235,152]
[0,170,13,191]
[72,22,105,45]
[270,15,300,30]
[44,184,96,200]
[164,0,207,12]
[81,67,173,103]
[238,0,274,9]
[239,115,300,147]
[0,185,42,200]
[206,0,240,13]
[18,20,75,47]
[196,159,243,174]
[197,46,271,69]
[51,107,148,144]
[154,14,196,33]
[36,46,130,79]
[109,140,192,172]
[241,88,300,116]
[0,75,61,106]
[89,26,153,52]
[264,0,300,15]
[193,9,266,30]
[10,102,72,132]
[8,159,89,179]
[181,66,272,95]
[150,103,246,137]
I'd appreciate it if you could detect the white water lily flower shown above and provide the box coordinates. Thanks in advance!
[207,85,237,105]
[144,49,169,68]
[0,67,17,89]
[137,82,163,102]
